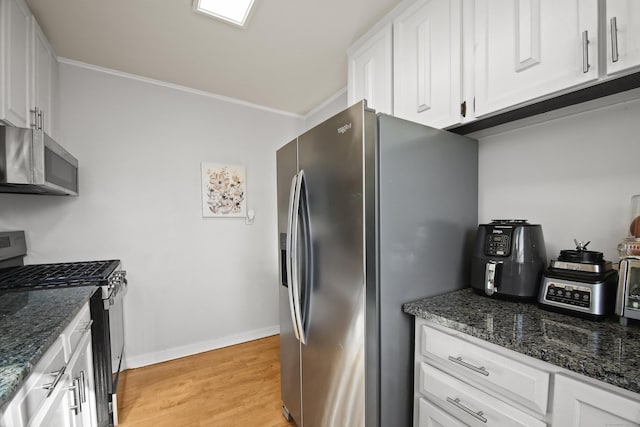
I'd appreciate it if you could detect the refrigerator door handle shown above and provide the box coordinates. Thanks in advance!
[286,173,301,341]
[291,170,307,345]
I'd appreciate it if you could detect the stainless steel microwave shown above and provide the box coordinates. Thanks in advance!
[0,126,78,195]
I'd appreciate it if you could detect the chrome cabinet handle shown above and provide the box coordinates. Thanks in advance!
[77,319,93,333]
[68,378,81,415]
[30,107,39,129]
[611,17,619,63]
[448,356,490,376]
[446,397,488,423]
[79,371,87,404]
[582,30,590,73]
[42,366,66,397]
[39,110,44,130]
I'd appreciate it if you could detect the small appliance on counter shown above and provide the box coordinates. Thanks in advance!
[471,219,547,300]
[616,256,640,325]
[617,194,640,257]
[538,240,618,320]
[616,194,640,324]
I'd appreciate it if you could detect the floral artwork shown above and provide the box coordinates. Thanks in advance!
[201,163,246,217]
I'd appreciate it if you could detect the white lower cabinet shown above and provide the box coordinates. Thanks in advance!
[1,303,97,427]
[418,398,465,427]
[552,375,640,426]
[419,363,546,427]
[414,318,640,427]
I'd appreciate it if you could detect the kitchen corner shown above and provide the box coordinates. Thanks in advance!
[405,288,640,425]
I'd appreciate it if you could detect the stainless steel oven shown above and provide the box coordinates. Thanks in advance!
[0,231,127,427]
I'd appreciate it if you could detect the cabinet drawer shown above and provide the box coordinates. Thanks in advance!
[10,336,66,426]
[419,363,546,427]
[419,324,549,414]
[62,303,91,360]
[418,397,465,427]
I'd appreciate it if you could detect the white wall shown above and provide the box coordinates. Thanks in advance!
[304,88,348,130]
[477,97,640,262]
[0,62,304,368]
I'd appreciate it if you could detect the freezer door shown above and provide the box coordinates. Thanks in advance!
[277,139,302,425]
[297,102,369,427]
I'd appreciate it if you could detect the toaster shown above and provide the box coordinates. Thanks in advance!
[470,220,547,300]
[616,256,640,325]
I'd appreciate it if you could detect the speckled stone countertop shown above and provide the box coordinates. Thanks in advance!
[0,287,97,412]
[404,288,640,394]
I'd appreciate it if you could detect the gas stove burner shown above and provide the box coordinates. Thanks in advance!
[0,260,120,290]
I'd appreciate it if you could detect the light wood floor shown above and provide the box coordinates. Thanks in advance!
[117,335,293,427]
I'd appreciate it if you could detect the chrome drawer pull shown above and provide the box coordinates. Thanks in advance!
[448,356,490,376]
[42,366,66,397]
[446,397,488,423]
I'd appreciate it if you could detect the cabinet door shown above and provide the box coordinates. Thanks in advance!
[31,16,58,137]
[67,327,98,427]
[29,374,75,427]
[0,0,31,127]
[606,0,640,75]
[474,0,598,117]
[552,375,640,426]
[393,0,462,129]
[417,398,466,427]
[348,23,392,115]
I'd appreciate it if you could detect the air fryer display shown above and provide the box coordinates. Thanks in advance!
[485,232,511,256]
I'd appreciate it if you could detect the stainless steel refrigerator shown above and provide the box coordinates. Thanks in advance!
[277,101,478,427]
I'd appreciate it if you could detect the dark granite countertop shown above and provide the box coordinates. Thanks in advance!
[0,287,97,412]
[404,288,640,395]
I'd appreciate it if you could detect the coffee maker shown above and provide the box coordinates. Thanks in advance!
[471,220,547,300]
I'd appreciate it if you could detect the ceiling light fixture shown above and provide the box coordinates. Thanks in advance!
[193,0,255,28]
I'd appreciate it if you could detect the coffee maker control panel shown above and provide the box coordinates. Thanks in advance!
[485,228,513,256]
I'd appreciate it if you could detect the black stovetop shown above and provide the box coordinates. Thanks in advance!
[0,260,120,290]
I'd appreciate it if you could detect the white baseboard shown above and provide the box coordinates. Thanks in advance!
[123,325,280,369]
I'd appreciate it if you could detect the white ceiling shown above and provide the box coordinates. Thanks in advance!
[25,0,402,116]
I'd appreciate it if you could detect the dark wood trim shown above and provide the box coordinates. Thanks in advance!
[449,72,640,135]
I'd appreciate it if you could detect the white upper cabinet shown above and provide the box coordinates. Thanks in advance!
[606,0,640,75]
[0,0,31,128]
[474,0,599,117]
[347,23,393,115]
[393,0,462,128]
[0,0,58,134]
[31,17,59,138]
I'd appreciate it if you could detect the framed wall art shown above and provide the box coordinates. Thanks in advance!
[201,162,247,218]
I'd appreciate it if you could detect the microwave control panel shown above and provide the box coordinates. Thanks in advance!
[485,227,513,257]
